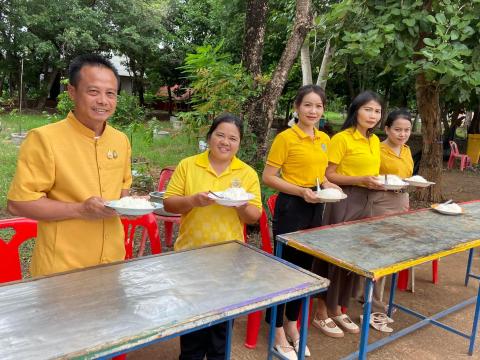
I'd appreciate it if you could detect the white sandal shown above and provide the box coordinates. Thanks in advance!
[312,317,344,338]
[360,314,394,333]
[332,314,360,334]
[286,335,311,357]
[274,344,298,360]
[372,312,394,324]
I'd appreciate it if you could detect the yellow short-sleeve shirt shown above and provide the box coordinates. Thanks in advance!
[380,143,414,178]
[328,127,381,177]
[164,151,262,251]
[8,112,132,276]
[266,124,330,187]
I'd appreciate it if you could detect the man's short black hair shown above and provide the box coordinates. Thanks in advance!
[68,54,120,89]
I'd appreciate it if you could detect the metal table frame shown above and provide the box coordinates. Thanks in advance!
[0,241,328,360]
[276,200,480,360]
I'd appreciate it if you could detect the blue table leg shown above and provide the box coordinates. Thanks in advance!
[465,249,474,287]
[275,241,284,259]
[225,319,233,359]
[469,284,480,355]
[359,278,374,360]
[267,305,278,360]
[388,272,398,318]
[297,296,310,360]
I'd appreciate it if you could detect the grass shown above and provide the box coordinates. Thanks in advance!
[0,112,198,209]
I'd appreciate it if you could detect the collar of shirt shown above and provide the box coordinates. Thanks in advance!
[195,150,243,176]
[350,127,371,142]
[382,142,409,157]
[66,111,109,141]
[291,124,323,140]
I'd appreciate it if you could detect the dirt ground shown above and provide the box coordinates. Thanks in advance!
[123,166,480,360]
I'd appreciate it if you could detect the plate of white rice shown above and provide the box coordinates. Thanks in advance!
[105,196,163,216]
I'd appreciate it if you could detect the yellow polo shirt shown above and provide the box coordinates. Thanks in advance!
[328,127,381,177]
[266,125,330,186]
[8,112,132,276]
[164,151,262,251]
[380,143,414,179]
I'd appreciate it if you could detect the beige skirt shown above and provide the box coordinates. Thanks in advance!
[312,186,409,309]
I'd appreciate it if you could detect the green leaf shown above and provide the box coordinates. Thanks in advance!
[426,15,436,23]
[450,30,459,40]
[435,13,447,25]
[423,38,436,46]
[403,18,415,27]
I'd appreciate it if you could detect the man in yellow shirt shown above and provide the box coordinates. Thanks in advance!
[7,54,132,276]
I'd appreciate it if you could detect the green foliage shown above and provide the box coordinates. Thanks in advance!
[179,42,266,141]
[110,92,146,126]
[56,91,74,117]
[334,0,480,103]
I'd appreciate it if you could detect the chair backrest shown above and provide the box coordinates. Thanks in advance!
[266,193,278,217]
[449,141,459,156]
[243,208,273,254]
[156,166,176,191]
[0,217,37,283]
[121,214,161,259]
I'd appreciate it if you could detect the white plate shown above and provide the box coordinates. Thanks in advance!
[375,176,409,190]
[404,180,435,188]
[431,203,463,216]
[105,201,163,216]
[207,191,255,207]
[316,192,348,203]
[383,183,409,191]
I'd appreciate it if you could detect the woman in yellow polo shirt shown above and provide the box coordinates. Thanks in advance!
[164,113,262,360]
[312,90,385,335]
[377,108,414,214]
[263,85,342,359]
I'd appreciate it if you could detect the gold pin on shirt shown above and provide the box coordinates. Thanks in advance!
[107,150,113,159]
[113,150,118,159]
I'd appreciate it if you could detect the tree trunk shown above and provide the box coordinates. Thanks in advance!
[468,103,480,134]
[316,37,334,90]
[244,0,313,167]
[0,72,5,97]
[36,69,59,110]
[167,85,173,116]
[415,73,443,202]
[300,37,312,85]
[241,0,268,77]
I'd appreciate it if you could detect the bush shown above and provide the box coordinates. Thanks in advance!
[110,92,145,126]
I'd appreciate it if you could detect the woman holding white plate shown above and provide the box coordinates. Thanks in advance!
[263,85,342,359]
[164,113,261,360]
[376,108,414,215]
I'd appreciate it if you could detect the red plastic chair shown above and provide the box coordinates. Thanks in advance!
[0,217,37,283]
[243,207,273,349]
[121,213,162,259]
[448,141,471,171]
[397,259,439,291]
[153,166,180,248]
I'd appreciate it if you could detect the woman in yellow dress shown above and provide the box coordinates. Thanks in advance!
[263,85,342,359]
[376,108,414,214]
[164,113,262,360]
[312,90,385,336]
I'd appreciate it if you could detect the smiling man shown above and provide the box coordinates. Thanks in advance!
[7,54,132,276]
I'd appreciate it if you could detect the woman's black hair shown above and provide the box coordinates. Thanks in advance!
[292,85,327,123]
[206,113,243,141]
[341,90,383,136]
[385,108,412,127]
